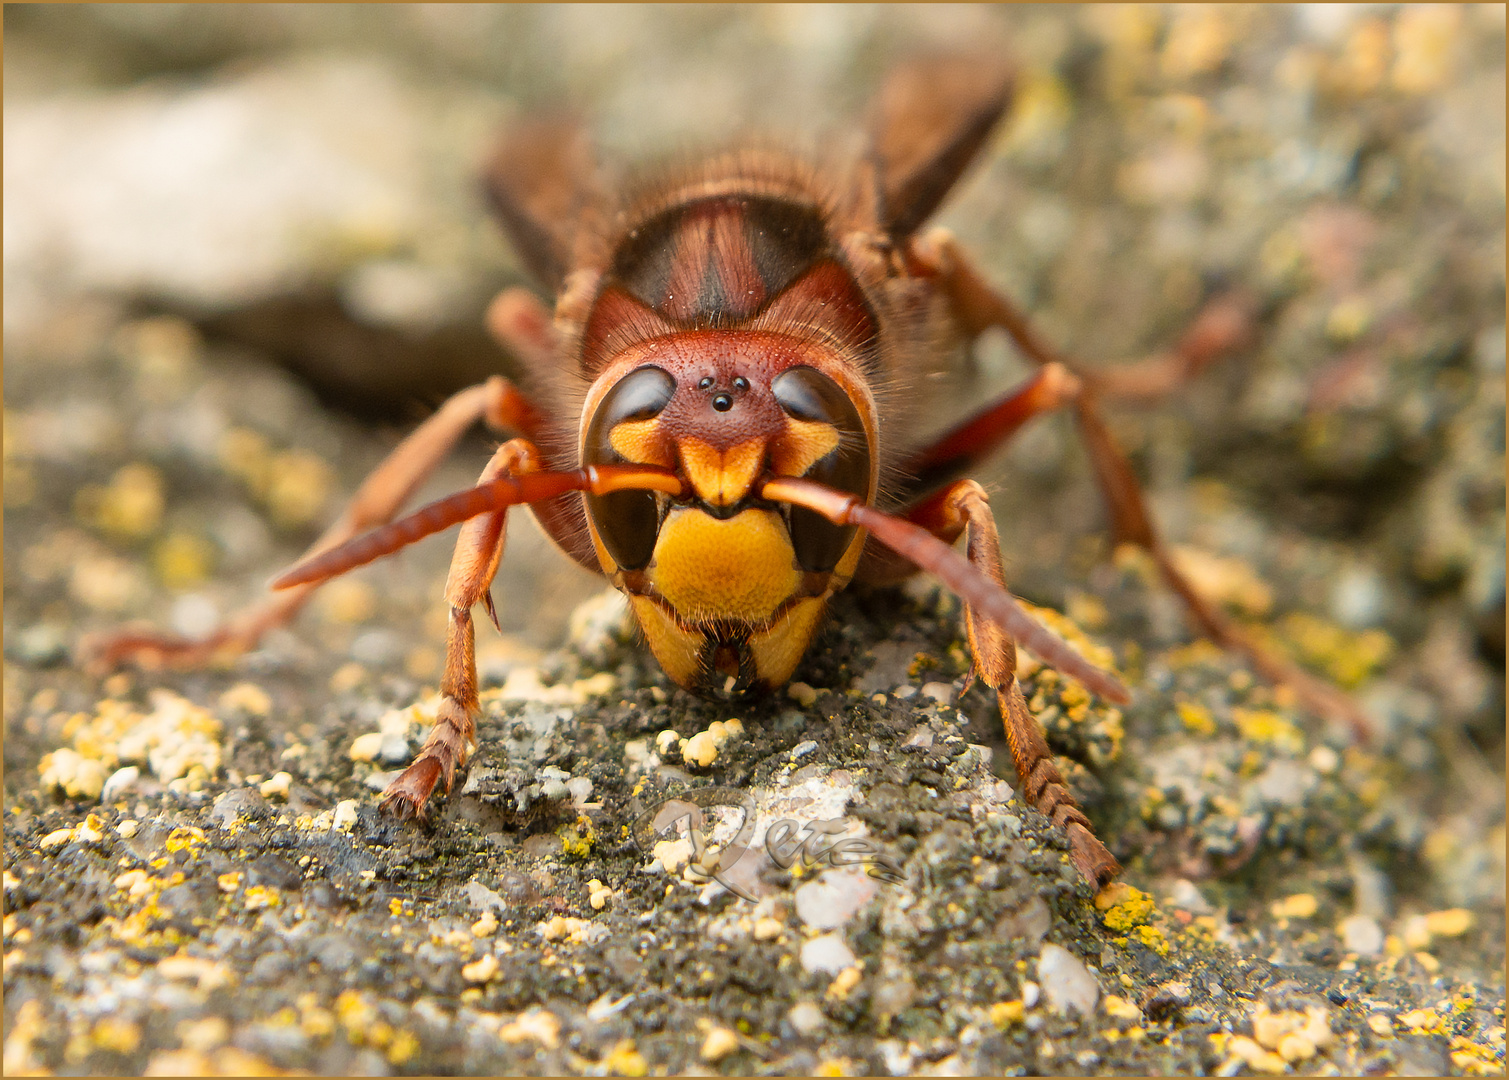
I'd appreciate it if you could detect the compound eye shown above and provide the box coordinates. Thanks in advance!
[583,365,676,571]
[591,365,677,433]
[771,366,872,572]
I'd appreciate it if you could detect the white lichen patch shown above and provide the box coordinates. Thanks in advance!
[1250,1003,1334,1064]
[536,915,610,947]
[489,668,615,705]
[498,1009,560,1049]
[38,748,108,799]
[39,689,223,796]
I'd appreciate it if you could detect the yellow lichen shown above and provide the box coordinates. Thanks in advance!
[559,817,596,858]
[1177,700,1217,736]
[1015,601,1120,679]
[1096,883,1157,931]
[990,1001,1026,1028]
[75,463,165,542]
[1398,1008,1446,1034]
[499,1009,561,1049]
[826,965,862,1000]
[602,1039,648,1077]
[700,1026,739,1063]
[1132,925,1171,956]
[1271,893,1319,920]
[1169,545,1273,617]
[461,953,499,983]
[264,449,334,529]
[153,530,216,589]
[1425,908,1475,938]
[243,886,281,911]
[1232,707,1305,755]
[1276,611,1393,688]
[385,1030,420,1066]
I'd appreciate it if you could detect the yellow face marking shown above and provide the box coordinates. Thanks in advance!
[650,507,801,625]
[678,437,766,507]
[609,418,673,467]
[749,596,829,687]
[770,419,840,478]
[627,595,704,688]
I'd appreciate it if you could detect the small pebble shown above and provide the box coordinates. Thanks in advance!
[259,771,292,799]
[1308,745,1340,775]
[601,1040,646,1077]
[1225,1034,1287,1074]
[539,915,590,942]
[1399,914,1433,950]
[9,624,68,666]
[588,880,613,911]
[1424,908,1474,938]
[40,827,75,850]
[920,682,954,704]
[1278,1033,1316,1062]
[682,731,720,767]
[461,953,499,983]
[787,682,818,707]
[499,1008,561,1048]
[378,734,412,765]
[332,800,359,831]
[800,933,856,975]
[786,1001,826,1036]
[1037,943,1098,1016]
[990,1001,1025,1028]
[826,965,861,1000]
[75,814,105,843]
[700,1026,739,1063]
[790,740,818,760]
[795,867,878,930]
[348,733,384,762]
[1338,914,1384,956]
[101,765,141,804]
[217,682,271,716]
[752,917,784,941]
[329,662,367,693]
[1167,878,1213,915]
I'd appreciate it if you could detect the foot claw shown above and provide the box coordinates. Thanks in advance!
[380,758,444,819]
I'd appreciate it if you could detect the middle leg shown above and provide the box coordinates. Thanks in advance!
[907,230,1370,738]
[907,479,1121,888]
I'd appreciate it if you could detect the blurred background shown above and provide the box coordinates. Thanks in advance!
[4,6,1504,891]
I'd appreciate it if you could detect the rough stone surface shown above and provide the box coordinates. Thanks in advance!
[3,7,1503,1078]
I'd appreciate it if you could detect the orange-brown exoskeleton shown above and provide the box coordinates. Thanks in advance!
[88,53,1368,889]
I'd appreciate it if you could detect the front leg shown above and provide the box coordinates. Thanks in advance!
[906,479,1121,889]
[379,438,539,818]
[81,375,541,672]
